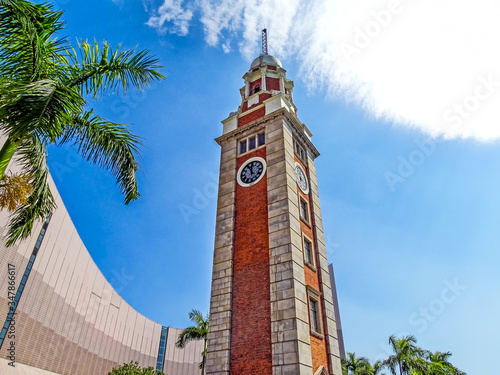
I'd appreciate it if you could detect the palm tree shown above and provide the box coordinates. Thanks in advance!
[413,351,466,375]
[175,309,209,375]
[429,351,465,375]
[369,360,386,375]
[342,352,372,375]
[383,335,427,375]
[0,0,164,245]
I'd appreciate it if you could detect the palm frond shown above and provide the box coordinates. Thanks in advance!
[427,351,466,375]
[0,0,164,245]
[6,135,55,245]
[175,326,205,348]
[384,335,430,375]
[342,352,374,375]
[189,309,205,326]
[67,40,164,99]
[0,79,85,141]
[0,0,65,81]
[58,110,142,204]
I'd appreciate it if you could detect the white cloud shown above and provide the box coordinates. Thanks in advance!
[222,41,231,53]
[146,0,193,36]
[198,0,301,59]
[149,0,500,141]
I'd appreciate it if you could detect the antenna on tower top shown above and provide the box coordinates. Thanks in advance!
[262,28,268,55]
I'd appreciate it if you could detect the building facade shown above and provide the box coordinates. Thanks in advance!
[206,51,343,374]
[0,169,203,375]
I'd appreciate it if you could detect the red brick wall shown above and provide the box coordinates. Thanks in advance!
[259,92,272,103]
[239,107,266,127]
[266,77,280,91]
[311,335,329,372]
[304,243,319,289]
[242,94,272,113]
[249,79,261,95]
[231,147,272,374]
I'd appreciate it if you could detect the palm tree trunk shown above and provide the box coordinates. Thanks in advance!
[0,136,20,180]
[202,339,207,375]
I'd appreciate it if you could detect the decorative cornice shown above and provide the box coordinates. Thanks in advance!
[282,110,320,159]
[215,107,321,159]
[215,112,271,145]
[306,284,322,298]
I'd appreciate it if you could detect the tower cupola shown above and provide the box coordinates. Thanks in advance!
[241,53,291,100]
[222,30,297,134]
[250,54,282,69]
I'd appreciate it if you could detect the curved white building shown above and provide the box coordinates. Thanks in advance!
[0,173,202,375]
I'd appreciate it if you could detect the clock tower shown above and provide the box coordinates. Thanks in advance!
[206,31,342,375]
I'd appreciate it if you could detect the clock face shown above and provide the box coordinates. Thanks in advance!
[295,163,309,194]
[237,157,267,187]
[241,161,264,183]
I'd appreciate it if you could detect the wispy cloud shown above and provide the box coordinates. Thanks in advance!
[198,0,301,59]
[146,0,193,36]
[146,0,500,141]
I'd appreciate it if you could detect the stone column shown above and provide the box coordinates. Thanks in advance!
[205,139,237,375]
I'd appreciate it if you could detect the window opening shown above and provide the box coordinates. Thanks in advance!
[304,237,313,265]
[300,198,309,223]
[239,133,266,155]
[309,298,319,333]
[258,133,265,146]
[240,140,247,154]
[249,136,256,150]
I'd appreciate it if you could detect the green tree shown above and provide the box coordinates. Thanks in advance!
[342,352,371,375]
[383,335,428,375]
[342,352,385,375]
[413,351,465,375]
[369,360,386,375]
[344,336,465,375]
[107,361,164,375]
[0,0,164,245]
[175,309,209,375]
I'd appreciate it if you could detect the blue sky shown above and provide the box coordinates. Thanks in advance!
[44,0,500,373]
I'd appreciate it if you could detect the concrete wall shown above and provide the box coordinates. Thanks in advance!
[163,327,204,375]
[0,169,162,374]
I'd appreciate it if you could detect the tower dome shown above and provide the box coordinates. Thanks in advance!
[250,54,282,69]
